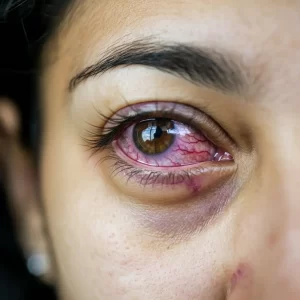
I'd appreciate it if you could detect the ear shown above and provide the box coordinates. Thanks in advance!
[0,99,55,285]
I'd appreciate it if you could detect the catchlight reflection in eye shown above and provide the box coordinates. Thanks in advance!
[134,119,175,155]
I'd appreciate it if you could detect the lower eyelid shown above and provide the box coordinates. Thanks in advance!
[126,167,237,239]
[102,148,236,203]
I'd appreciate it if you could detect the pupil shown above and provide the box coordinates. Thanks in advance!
[153,126,163,139]
[133,119,175,155]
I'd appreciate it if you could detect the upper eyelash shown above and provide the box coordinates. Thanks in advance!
[84,113,145,153]
[83,104,180,153]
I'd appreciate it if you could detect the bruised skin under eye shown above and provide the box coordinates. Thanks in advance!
[127,171,237,238]
[100,150,237,237]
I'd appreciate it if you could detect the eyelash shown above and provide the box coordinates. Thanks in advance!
[83,102,235,188]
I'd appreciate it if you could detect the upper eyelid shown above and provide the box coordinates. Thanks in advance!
[107,102,236,146]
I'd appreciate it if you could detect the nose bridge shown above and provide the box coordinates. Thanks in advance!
[273,118,300,213]
[255,118,300,299]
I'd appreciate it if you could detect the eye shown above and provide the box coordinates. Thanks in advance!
[85,101,236,192]
[115,118,232,168]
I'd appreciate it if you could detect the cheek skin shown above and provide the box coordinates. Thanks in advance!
[42,130,233,299]
[41,100,240,300]
[65,205,229,300]
[39,104,239,299]
[50,183,231,299]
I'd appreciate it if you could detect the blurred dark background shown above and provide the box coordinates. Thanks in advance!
[0,1,56,299]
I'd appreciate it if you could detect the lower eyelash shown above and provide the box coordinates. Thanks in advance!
[100,150,195,187]
[97,147,230,192]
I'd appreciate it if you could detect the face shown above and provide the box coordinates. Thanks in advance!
[37,0,300,299]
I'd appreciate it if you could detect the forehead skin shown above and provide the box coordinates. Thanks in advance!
[47,0,300,109]
[41,1,300,300]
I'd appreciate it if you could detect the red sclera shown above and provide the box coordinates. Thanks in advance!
[116,120,217,167]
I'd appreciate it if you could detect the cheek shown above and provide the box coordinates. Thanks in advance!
[44,180,229,299]
[41,125,231,299]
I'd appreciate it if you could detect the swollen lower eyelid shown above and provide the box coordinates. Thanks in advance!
[104,153,235,204]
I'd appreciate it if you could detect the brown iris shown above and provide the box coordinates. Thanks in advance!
[133,119,175,155]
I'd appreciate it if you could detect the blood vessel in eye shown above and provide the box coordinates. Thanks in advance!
[116,118,218,167]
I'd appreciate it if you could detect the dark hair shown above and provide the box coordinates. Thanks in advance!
[0,0,72,147]
[0,0,72,25]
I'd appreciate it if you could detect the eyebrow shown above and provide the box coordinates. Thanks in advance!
[69,38,245,93]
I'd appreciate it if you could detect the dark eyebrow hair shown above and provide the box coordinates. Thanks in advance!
[69,38,245,93]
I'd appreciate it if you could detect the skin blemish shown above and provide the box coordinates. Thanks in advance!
[185,177,202,194]
[227,263,253,296]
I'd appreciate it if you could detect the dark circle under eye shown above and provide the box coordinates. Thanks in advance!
[133,119,175,155]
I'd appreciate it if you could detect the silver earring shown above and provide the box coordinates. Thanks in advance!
[26,253,50,277]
